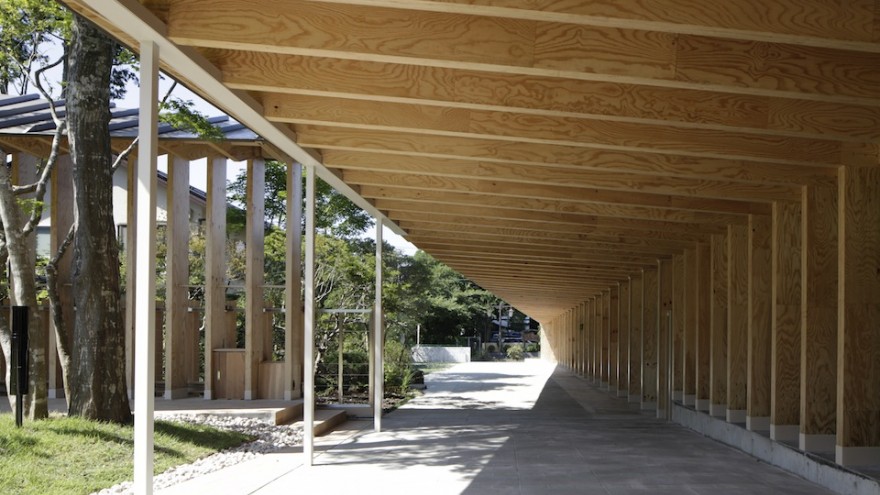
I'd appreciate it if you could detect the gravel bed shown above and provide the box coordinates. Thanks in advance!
[93,415,304,495]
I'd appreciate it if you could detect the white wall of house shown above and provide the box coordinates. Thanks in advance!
[36,154,209,257]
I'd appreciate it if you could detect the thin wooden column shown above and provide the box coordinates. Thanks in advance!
[748,214,772,431]
[48,155,74,399]
[727,224,749,423]
[125,157,137,399]
[284,163,303,400]
[133,40,159,495]
[164,155,190,400]
[203,157,227,400]
[710,232,729,417]
[683,247,698,406]
[608,286,619,392]
[658,258,673,419]
[599,291,608,387]
[771,202,802,442]
[695,242,712,412]
[642,267,658,410]
[617,280,630,397]
[578,302,586,375]
[628,275,642,402]
[672,254,685,402]
[374,221,384,431]
[244,158,266,400]
[591,297,598,380]
[801,185,838,452]
[836,165,880,466]
[576,304,582,373]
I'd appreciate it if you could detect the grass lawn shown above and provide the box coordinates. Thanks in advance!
[0,413,252,495]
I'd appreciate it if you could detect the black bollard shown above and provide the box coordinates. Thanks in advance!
[11,306,28,427]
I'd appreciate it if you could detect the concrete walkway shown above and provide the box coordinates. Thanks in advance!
[158,360,836,495]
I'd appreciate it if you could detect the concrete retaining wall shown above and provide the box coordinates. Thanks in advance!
[673,404,880,495]
[411,346,470,363]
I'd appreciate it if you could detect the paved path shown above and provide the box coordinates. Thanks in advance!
[159,360,836,495]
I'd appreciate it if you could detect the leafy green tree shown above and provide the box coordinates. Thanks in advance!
[228,160,373,237]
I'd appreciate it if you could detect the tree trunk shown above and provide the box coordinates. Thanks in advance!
[66,14,131,424]
[0,164,47,419]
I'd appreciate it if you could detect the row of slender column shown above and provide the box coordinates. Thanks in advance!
[543,167,880,467]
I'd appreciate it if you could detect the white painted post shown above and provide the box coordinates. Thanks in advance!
[304,164,316,465]
[374,223,384,432]
[284,163,303,400]
[134,40,159,495]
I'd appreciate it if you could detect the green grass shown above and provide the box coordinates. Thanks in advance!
[0,414,252,495]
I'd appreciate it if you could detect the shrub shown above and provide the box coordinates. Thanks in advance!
[486,344,497,353]
[506,343,524,361]
[525,342,540,353]
[384,340,415,394]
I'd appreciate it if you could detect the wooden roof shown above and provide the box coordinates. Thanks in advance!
[62,0,880,323]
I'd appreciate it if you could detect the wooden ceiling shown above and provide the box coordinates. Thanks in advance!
[64,0,880,324]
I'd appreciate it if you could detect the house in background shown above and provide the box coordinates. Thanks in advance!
[0,92,303,402]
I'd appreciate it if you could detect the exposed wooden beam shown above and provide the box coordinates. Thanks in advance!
[211,50,880,143]
[166,0,880,104]
[265,93,849,168]
[390,211,713,243]
[344,170,771,215]
[361,186,747,225]
[300,126,839,188]
[324,151,802,202]
[304,0,880,53]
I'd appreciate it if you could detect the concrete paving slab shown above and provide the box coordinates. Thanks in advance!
[149,360,846,494]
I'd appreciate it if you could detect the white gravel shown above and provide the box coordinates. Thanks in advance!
[93,415,304,495]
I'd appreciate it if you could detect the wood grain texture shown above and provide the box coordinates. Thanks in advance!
[727,224,749,412]
[266,93,845,169]
[204,158,228,397]
[711,232,729,408]
[696,243,712,402]
[390,211,713,243]
[658,258,674,413]
[837,166,880,448]
[771,201,802,427]
[684,248,698,397]
[216,49,880,142]
[601,291,610,383]
[376,198,728,235]
[313,0,877,46]
[609,286,620,388]
[801,185,838,436]
[748,214,772,419]
[642,267,659,403]
[398,220,698,249]
[322,150,802,203]
[343,168,771,216]
[244,159,267,397]
[630,275,643,397]
[164,156,190,396]
[168,0,880,104]
[618,281,631,391]
[299,126,836,187]
[673,254,685,395]
[407,232,679,258]
[674,35,880,102]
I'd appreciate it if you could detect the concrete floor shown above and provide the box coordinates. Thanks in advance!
[157,360,838,495]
